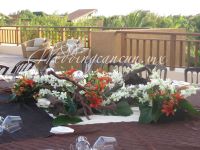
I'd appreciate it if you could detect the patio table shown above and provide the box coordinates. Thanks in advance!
[0,120,200,150]
[0,80,200,149]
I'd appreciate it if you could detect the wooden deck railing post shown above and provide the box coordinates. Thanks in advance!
[38,27,42,38]
[169,34,176,71]
[87,27,92,48]
[121,32,127,58]
[61,28,66,41]
[195,42,199,67]
[0,27,1,45]
[15,27,20,46]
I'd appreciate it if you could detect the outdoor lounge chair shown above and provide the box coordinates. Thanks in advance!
[21,38,51,59]
[53,39,91,71]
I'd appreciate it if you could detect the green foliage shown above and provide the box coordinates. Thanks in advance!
[29,15,69,26]
[53,115,82,126]
[179,100,199,115]
[65,97,77,114]
[124,10,158,27]
[101,101,133,116]
[139,99,199,124]
[1,9,200,33]
[104,15,125,27]
[139,103,153,123]
[115,101,133,116]
[103,10,198,32]
[0,18,5,26]
[0,13,9,25]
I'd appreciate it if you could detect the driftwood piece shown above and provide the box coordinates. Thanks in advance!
[47,67,151,119]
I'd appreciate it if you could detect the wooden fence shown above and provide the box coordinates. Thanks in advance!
[0,26,145,47]
[0,26,200,69]
[0,26,93,47]
[117,31,200,70]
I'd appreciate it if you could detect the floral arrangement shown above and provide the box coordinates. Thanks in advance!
[136,72,198,123]
[12,77,40,102]
[10,65,199,124]
[62,68,113,108]
[103,70,199,123]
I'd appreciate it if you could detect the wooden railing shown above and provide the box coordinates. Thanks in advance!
[0,26,146,48]
[0,26,93,47]
[1,26,200,70]
[117,31,200,70]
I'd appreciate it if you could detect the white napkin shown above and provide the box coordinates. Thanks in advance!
[37,98,51,108]
[172,80,190,86]
[50,126,74,134]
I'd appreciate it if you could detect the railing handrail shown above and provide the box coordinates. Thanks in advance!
[0,25,148,30]
[1,26,200,70]
[116,30,200,36]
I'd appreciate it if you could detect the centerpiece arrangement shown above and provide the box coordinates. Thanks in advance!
[136,78,198,123]
[11,77,40,103]
[10,64,199,124]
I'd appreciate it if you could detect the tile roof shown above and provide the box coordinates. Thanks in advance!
[68,9,97,21]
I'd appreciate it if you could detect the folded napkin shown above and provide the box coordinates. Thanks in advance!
[172,80,190,86]
[37,98,51,108]
[50,126,74,134]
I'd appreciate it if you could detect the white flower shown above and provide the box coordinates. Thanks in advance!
[39,89,51,97]
[19,69,38,79]
[108,70,124,89]
[150,70,160,79]
[52,90,60,97]
[180,86,197,98]
[79,79,87,86]
[59,92,68,102]
[79,90,86,95]
[124,63,144,73]
[73,70,84,81]
[105,84,137,105]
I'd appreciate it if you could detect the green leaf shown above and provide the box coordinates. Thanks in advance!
[139,103,153,123]
[179,100,199,115]
[66,98,77,114]
[67,86,75,93]
[100,101,133,116]
[53,115,82,126]
[115,101,133,116]
[152,99,162,122]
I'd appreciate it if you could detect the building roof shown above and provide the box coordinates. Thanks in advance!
[68,9,97,21]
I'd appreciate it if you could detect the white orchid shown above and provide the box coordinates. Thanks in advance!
[124,63,144,73]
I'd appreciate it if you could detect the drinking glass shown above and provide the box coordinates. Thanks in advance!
[92,136,117,150]
[75,136,91,150]
[2,116,22,133]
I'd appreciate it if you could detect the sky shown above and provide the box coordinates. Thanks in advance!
[0,0,199,16]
